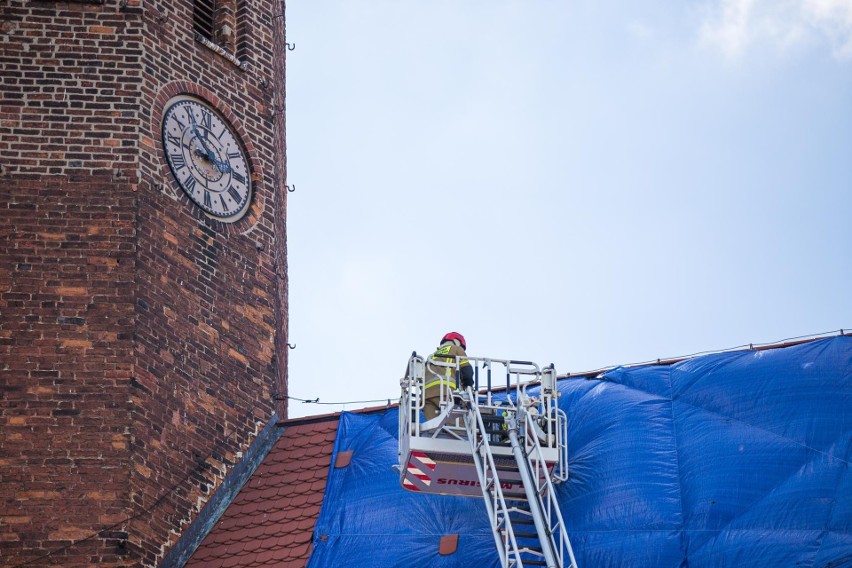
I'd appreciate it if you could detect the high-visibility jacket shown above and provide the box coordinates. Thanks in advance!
[426,342,473,390]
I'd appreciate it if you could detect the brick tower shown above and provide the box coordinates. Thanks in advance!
[0,1,288,566]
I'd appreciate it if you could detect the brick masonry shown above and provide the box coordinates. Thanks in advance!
[0,1,288,566]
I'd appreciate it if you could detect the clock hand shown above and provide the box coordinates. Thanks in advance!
[214,159,232,174]
[193,129,234,174]
[187,110,218,163]
[195,128,217,161]
[187,109,232,174]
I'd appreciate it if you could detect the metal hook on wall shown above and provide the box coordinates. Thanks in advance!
[287,343,297,350]
[285,42,296,51]
[286,184,295,193]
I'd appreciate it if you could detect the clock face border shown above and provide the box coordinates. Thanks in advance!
[160,94,254,224]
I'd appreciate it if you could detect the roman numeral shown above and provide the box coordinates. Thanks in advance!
[204,191,212,208]
[227,151,241,159]
[220,195,228,210]
[165,133,181,148]
[227,186,243,203]
[169,154,186,169]
[184,176,197,192]
[200,110,212,131]
[231,171,246,185]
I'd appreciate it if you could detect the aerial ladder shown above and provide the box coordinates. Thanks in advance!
[398,353,578,568]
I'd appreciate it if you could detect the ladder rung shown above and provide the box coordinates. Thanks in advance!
[463,398,574,568]
[480,414,504,422]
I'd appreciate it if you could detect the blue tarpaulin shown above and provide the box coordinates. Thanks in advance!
[307,336,851,567]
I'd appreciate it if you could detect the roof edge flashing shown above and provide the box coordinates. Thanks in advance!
[159,413,286,568]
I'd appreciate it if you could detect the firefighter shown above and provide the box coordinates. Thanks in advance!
[423,332,474,419]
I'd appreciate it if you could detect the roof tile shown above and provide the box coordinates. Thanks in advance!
[291,542,311,559]
[184,415,341,568]
[225,541,246,556]
[255,548,278,564]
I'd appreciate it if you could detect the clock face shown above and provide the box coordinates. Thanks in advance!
[161,96,252,222]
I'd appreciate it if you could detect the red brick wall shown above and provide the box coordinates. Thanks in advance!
[0,0,287,566]
[0,172,137,568]
[271,0,290,422]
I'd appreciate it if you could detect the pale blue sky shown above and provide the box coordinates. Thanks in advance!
[285,0,852,418]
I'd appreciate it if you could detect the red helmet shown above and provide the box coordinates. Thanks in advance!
[441,332,466,350]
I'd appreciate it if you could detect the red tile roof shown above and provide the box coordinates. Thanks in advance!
[185,416,340,568]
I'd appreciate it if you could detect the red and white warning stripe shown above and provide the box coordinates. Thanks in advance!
[407,463,432,485]
[411,451,436,470]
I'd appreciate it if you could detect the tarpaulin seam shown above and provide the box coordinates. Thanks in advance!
[657,365,689,563]
[595,370,664,400]
[664,364,690,564]
[557,378,606,406]
[667,405,848,561]
[668,397,849,466]
[671,339,850,563]
[809,461,850,567]
[742,448,843,527]
[687,529,826,566]
[686,461,839,559]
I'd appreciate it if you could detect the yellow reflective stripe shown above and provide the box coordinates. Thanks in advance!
[424,379,457,390]
[429,347,468,382]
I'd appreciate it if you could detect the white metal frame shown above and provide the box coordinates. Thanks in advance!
[398,353,578,567]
